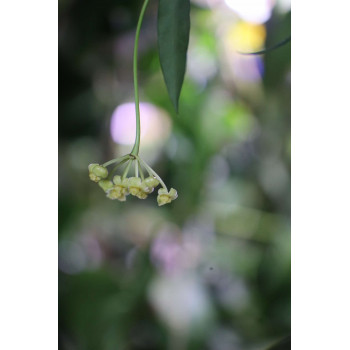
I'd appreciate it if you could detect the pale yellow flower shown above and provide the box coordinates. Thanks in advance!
[106,187,122,200]
[157,188,178,206]
[142,177,159,194]
[106,175,129,201]
[128,177,143,196]
[128,177,156,199]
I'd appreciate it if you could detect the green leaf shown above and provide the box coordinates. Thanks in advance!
[239,36,291,55]
[158,0,190,113]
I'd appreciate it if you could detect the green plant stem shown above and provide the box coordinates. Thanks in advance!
[135,160,139,178]
[130,0,150,156]
[136,156,168,191]
[103,155,129,167]
[122,160,133,180]
[138,160,145,180]
[107,158,129,180]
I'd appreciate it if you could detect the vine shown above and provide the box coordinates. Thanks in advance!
[87,0,190,206]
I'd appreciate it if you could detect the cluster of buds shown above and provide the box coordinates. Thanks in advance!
[88,154,178,206]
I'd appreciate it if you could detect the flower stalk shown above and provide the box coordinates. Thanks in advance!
[130,0,150,157]
[88,0,178,206]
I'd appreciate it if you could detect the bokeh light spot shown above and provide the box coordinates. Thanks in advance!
[229,21,266,52]
[110,102,171,147]
[224,0,274,24]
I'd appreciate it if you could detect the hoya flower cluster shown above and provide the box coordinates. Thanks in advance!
[88,155,178,206]
[88,0,180,207]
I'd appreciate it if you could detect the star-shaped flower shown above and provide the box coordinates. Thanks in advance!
[157,188,178,206]
[105,175,129,201]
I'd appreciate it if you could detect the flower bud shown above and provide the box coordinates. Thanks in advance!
[92,165,108,178]
[143,177,159,189]
[88,164,99,182]
[98,180,114,192]
[140,177,159,194]
[88,163,98,172]
[88,163,108,182]
[89,173,99,182]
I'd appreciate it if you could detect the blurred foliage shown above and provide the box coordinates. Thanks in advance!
[59,0,290,349]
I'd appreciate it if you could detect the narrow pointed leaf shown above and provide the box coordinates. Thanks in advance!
[239,36,291,55]
[158,0,190,112]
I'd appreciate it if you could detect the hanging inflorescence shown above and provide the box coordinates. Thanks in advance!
[88,155,178,206]
[88,0,178,206]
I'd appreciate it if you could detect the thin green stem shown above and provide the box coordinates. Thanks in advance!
[130,0,150,156]
[135,160,139,178]
[103,155,129,167]
[122,160,133,180]
[136,156,168,191]
[107,158,129,180]
[138,160,145,181]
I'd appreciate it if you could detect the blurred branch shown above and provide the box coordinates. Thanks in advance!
[238,36,291,55]
[215,230,270,247]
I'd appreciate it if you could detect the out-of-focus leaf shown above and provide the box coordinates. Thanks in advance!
[239,36,291,55]
[157,0,190,112]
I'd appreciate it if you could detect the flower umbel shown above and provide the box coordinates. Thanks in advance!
[88,0,178,206]
[88,155,177,206]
